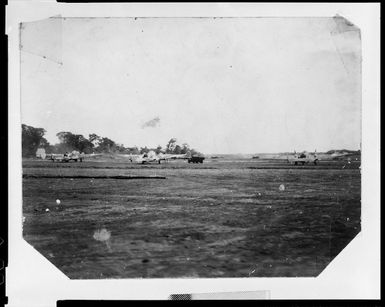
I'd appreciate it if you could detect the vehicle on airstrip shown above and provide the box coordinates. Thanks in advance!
[287,150,319,165]
[188,155,205,163]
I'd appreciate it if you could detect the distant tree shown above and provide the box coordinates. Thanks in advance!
[89,133,102,147]
[166,138,177,153]
[181,143,190,154]
[77,135,94,153]
[126,146,140,155]
[56,131,78,151]
[39,137,51,150]
[174,145,182,154]
[155,145,163,154]
[190,148,202,156]
[56,131,94,153]
[140,146,149,154]
[45,144,60,154]
[164,138,200,155]
[97,137,116,153]
[115,143,127,153]
[22,124,50,157]
[41,129,203,157]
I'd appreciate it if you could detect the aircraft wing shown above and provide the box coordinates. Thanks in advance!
[84,153,103,157]
[162,153,188,160]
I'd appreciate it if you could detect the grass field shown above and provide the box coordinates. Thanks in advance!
[22,158,361,278]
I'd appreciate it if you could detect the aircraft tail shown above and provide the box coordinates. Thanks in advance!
[185,151,192,159]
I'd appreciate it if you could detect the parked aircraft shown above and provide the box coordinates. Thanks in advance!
[286,149,360,165]
[49,151,101,162]
[129,151,192,164]
[287,150,319,165]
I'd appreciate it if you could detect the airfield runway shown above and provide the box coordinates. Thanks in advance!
[22,158,361,278]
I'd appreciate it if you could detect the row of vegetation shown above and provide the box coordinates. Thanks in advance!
[22,124,200,157]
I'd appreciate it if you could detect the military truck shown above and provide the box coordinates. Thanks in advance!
[188,156,205,163]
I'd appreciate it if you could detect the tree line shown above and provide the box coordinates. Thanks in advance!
[22,124,199,157]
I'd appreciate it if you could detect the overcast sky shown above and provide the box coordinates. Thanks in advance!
[20,17,361,154]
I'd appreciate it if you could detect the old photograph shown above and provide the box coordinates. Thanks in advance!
[20,16,361,279]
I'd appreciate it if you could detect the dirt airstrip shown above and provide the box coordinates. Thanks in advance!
[22,158,361,278]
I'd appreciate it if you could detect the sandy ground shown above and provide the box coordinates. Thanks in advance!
[22,158,361,278]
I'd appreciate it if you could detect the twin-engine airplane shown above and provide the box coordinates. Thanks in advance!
[49,151,101,162]
[127,151,192,164]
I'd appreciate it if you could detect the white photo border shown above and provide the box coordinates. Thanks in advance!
[6,2,380,305]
